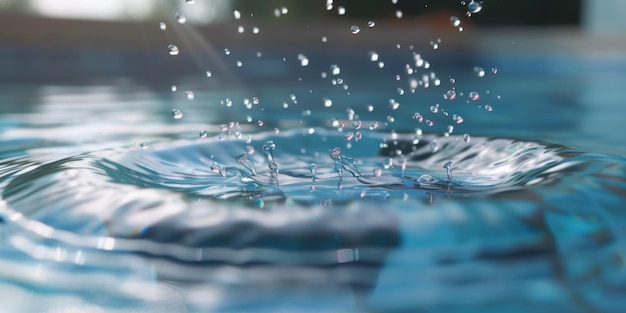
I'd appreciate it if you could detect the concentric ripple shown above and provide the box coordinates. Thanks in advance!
[0,129,625,312]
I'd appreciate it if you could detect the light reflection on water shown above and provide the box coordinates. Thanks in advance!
[1,14,626,312]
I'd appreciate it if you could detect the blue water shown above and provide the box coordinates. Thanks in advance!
[1,26,626,313]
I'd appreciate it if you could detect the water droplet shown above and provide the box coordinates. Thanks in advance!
[323,98,333,107]
[140,142,148,149]
[199,130,208,138]
[237,25,245,33]
[310,163,318,172]
[321,36,328,43]
[281,7,288,14]
[186,0,195,3]
[492,67,498,74]
[395,10,403,18]
[344,132,354,141]
[252,26,260,34]
[350,25,360,34]
[257,120,264,127]
[453,114,464,124]
[467,1,482,14]
[171,85,177,92]
[485,104,493,111]
[176,12,186,24]
[330,147,342,160]
[430,140,439,153]
[369,51,379,62]
[367,105,374,112]
[233,10,241,19]
[469,91,480,101]
[430,104,439,113]
[368,20,376,28]
[353,120,362,129]
[445,90,457,100]
[298,54,309,66]
[378,61,385,68]
[168,44,179,56]
[171,108,183,119]
[450,16,461,27]
[463,133,471,142]
[447,125,454,134]
[185,90,195,100]
[236,61,243,67]
[338,6,346,15]
[330,64,341,75]
[224,48,231,55]
[159,22,166,30]
[369,121,379,130]
[474,66,485,77]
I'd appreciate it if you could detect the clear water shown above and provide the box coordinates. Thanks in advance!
[2,11,626,313]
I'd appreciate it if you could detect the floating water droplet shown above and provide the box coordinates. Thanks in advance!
[237,25,245,33]
[281,7,288,14]
[338,6,346,15]
[185,90,195,100]
[369,51,379,62]
[453,114,464,124]
[378,61,385,68]
[140,142,148,149]
[367,105,374,112]
[395,10,403,18]
[323,98,333,107]
[350,25,360,34]
[430,104,439,113]
[330,64,341,75]
[252,26,260,34]
[469,91,480,101]
[344,132,354,141]
[168,44,179,56]
[321,36,328,43]
[430,140,439,153]
[467,1,482,14]
[450,16,461,27]
[369,121,379,130]
[485,104,493,111]
[474,66,485,77]
[257,120,264,127]
[463,133,471,142]
[224,48,231,55]
[159,22,166,30]
[445,89,457,100]
[199,130,208,138]
[176,12,186,24]
[171,108,183,119]
[368,20,376,28]
[492,67,498,74]
[233,10,241,19]
[171,85,177,92]
[298,54,309,66]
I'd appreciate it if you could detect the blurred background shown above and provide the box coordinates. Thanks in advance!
[0,0,623,82]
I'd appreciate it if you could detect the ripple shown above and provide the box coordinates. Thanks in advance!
[0,129,624,311]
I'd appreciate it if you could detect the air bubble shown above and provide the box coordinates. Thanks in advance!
[168,44,179,56]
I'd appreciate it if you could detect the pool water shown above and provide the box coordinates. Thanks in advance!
[1,19,626,313]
